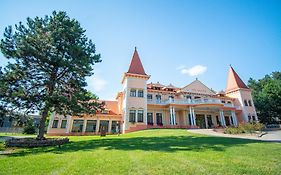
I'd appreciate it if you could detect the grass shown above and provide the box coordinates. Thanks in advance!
[0,129,280,175]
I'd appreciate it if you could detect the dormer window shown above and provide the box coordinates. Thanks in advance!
[221,100,225,103]
[101,109,109,114]
[130,89,136,97]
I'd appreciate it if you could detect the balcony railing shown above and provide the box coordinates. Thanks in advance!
[147,98,237,108]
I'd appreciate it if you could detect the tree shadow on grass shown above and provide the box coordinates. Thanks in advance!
[8,134,260,157]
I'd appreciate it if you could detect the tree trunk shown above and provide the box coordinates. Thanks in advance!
[36,106,49,140]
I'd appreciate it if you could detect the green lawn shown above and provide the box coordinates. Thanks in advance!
[0,129,280,175]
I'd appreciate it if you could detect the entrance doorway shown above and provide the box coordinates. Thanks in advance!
[196,114,206,129]
[206,115,213,128]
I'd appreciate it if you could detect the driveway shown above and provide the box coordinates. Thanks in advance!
[187,129,281,142]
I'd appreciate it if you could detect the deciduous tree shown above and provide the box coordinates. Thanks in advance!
[248,72,281,124]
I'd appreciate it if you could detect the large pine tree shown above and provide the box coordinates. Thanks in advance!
[0,11,102,139]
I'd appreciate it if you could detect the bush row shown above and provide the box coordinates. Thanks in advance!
[224,123,265,134]
[5,138,69,148]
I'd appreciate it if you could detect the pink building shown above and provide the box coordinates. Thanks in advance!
[47,48,258,135]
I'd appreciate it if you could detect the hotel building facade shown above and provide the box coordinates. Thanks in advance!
[47,48,258,135]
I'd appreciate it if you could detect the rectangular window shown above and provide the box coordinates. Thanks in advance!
[52,120,59,128]
[129,110,136,122]
[147,94,152,100]
[137,110,144,122]
[156,113,163,125]
[130,89,136,97]
[248,100,252,106]
[72,120,84,132]
[86,120,97,132]
[248,116,252,122]
[99,120,109,132]
[147,113,153,125]
[138,90,144,97]
[156,95,161,102]
[61,120,67,128]
[244,100,248,106]
[111,121,120,133]
[216,116,220,126]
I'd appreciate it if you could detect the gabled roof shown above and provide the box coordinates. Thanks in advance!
[226,66,249,92]
[127,47,147,75]
[181,79,216,95]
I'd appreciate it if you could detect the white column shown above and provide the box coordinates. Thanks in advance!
[231,111,238,126]
[189,107,193,125]
[204,114,208,129]
[47,112,56,132]
[169,107,173,125]
[153,112,157,126]
[135,110,138,123]
[65,115,72,133]
[220,110,226,127]
[192,107,196,126]
[108,119,112,133]
[173,107,176,125]
[82,119,87,133]
[96,119,100,134]
[58,118,62,129]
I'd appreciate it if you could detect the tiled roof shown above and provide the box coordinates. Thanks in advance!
[226,66,249,92]
[127,47,147,75]
[95,100,120,115]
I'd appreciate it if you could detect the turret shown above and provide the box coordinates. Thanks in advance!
[225,66,258,122]
[121,47,150,133]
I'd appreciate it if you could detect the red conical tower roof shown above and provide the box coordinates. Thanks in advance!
[226,66,249,92]
[127,47,147,75]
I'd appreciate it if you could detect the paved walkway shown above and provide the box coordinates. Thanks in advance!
[187,129,281,142]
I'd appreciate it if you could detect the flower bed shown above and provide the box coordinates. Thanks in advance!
[5,138,69,148]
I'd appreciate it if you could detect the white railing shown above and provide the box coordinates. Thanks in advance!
[147,98,239,109]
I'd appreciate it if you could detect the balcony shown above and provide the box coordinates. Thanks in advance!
[147,98,237,108]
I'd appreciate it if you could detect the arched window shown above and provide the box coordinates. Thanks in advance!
[244,100,248,106]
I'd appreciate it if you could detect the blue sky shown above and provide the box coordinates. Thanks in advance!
[1,0,281,100]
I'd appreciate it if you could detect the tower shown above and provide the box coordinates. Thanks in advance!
[225,66,258,122]
[121,47,150,133]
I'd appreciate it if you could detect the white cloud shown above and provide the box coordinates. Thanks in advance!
[87,76,107,92]
[180,65,207,76]
[176,64,186,70]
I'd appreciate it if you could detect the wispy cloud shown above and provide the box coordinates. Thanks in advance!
[177,65,207,76]
[176,64,186,70]
[87,75,107,92]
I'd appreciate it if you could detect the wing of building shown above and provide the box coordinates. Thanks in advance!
[47,48,258,135]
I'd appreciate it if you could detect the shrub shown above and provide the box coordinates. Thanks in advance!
[23,120,36,134]
[5,138,69,148]
[224,123,265,134]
